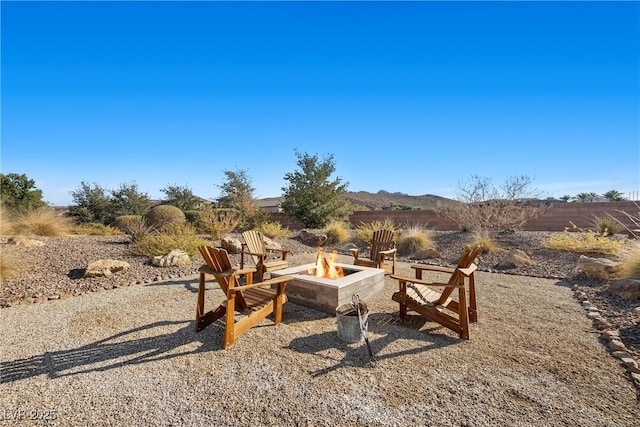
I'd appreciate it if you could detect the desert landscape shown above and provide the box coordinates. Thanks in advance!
[1,228,639,425]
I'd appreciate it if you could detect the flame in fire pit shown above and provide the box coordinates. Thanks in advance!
[309,250,344,279]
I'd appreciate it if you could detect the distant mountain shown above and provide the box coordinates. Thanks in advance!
[345,191,459,211]
[256,191,459,211]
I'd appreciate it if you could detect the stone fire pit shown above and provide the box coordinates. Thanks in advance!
[271,263,385,314]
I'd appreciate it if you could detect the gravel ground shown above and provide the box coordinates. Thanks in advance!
[1,231,639,425]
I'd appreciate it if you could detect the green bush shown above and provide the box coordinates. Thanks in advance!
[113,215,143,232]
[397,226,434,256]
[144,205,185,229]
[184,210,201,225]
[131,223,210,257]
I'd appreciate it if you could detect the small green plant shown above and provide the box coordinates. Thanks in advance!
[542,223,626,255]
[591,215,621,236]
[469,231,500,253]
[71,223,122,236]
[198,206,240,240]
[355,219,399,243]
[10,207,71,236]
[255,221,290,239]
[143,205,186,229]
[397,226,434,256]
[324,221,351,244]
[131,222,210,257]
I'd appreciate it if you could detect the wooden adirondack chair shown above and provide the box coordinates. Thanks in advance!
[390,245,483,340]
[196,245,293,349]
[350,229,397,274]
[240,230,289,281]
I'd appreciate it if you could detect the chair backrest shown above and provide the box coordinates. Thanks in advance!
[439,245,483,304]
[369,229,395,258]
[242,230,267,265]
[198,246,235,294]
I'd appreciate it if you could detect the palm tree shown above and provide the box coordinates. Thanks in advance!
[574,192,599,202]
[603,190,626,202]
[559,195,572,202]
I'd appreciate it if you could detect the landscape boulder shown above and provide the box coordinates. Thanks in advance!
[606,278,640,300]
[263,235,283,251]
[152,249,191,267]
[299,230,327,246]
[577,255,622,280]
[411,248,442,260]
[84,259,130,278]
[221,236,242,254]
[7,236,44,247]
[496,249,535,269]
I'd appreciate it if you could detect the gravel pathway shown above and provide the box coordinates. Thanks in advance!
[1,232,639,426]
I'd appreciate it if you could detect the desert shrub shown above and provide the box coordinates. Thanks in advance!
[591,215,622,236]
[198,206,240,240]
[131,223,210,257]
[113,215,142,231]
[0,207,14,236]
[606,203,640,239]
[542,224,626,255]
[0,249,20,280]
[355,219,399,243]
[437,175,546,233]
[620,248,640,279]
[397,226,434,256]
[324,221,351,244]
[255,221,290,239]
[111,216,155,242]
[71,223,122,236]
[469,231,500,253]
[183,210,201,226]
[10,207,71,236]
[144,205,185,229]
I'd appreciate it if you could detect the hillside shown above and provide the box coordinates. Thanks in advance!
[345,190,460,210]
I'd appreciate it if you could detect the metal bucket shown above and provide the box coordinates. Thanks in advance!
[336,302,368,343]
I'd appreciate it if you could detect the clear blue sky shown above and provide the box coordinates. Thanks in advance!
[2,1,639,206]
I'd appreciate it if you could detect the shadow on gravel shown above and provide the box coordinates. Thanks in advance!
[0,320,216,384]
[285,312,459,377]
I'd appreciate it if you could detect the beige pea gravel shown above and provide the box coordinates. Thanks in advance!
[1,253,638,426]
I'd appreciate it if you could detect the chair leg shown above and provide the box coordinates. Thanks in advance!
[468,276,478,322]
[223,294,236,349]
[195,273,206,332]
[399,302,407,323]
[458,287,470,340]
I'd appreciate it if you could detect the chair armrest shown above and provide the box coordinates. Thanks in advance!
[389,274,464,288]
[266,248,289,260]
[350,248,359,257]
[199,265,257,275]
[379,248,396,256]
[458,264,477,277]
[230,275,294,292]
[411,264,455,274]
